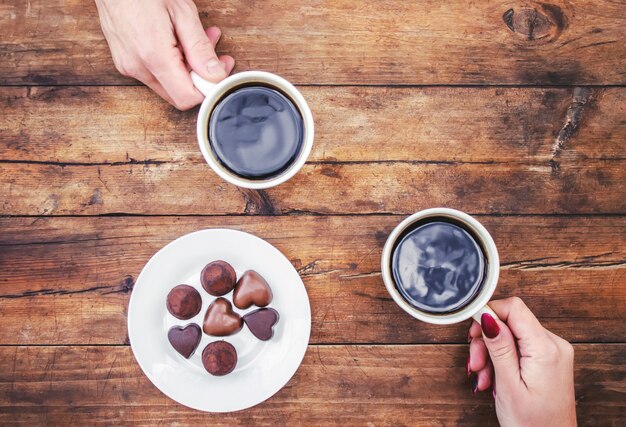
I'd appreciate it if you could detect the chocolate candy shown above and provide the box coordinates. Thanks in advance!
[243,308,279,341]
[233,270,273,310]
[166,285,202,320]
[202,341,238,376]
[201,260,237,296]
[168,324,201,358]
[203,297,243,336]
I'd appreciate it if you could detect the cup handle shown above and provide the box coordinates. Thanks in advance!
[472,304,500,323]
[190,71,217,97]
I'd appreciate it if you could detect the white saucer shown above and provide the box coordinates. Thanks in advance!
[128,229,311,412]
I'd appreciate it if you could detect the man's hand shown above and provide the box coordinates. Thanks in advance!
[95,0,235,110]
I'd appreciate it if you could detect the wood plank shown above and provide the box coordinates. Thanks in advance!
[1,216,624,345]
[2,86,624,163]
[0,345,624,425]
[1,159,624,215]
[1,1,625,85]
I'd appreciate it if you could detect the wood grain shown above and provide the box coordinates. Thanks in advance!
[1,216,624,345]
[2,86,624,163]
[0,345,624,425]
[1,159,624,215]
[1,1,625,85]
[2,0,624,423]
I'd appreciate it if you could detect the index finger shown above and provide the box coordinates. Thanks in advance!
[138,20,205,110]
[489,297,547,344]
[146,48,204,110]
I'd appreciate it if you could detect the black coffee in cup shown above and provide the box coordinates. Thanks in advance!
[208,86,304,180]
[391,219,487,314]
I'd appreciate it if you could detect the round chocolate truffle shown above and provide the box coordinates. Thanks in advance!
[166,285,202,320]
[202,341,238,376]
[201,260,237,296]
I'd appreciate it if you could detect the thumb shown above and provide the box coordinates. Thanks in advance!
[480,312,523,389]
[170,3,227,82]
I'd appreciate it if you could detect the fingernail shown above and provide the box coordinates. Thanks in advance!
[471,375,478,394]
[466,356,472,378]
[206,58,226,78]
[481,313,500,339]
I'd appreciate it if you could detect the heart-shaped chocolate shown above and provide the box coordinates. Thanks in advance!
[233,270,273,310]
[243,308,279,341]
[203,297,243,336]
[168,323,201,358]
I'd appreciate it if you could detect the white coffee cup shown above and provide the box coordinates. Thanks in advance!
[381,208,500,325]
[191,71,314,189]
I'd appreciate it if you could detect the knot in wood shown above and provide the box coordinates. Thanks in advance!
[503,5,565,41]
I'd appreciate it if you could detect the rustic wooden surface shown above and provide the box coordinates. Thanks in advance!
[1,216,625,345]
[1,345,625,425]
[1,0,625,425]
[2,0,626,85]
[2,87,625,163]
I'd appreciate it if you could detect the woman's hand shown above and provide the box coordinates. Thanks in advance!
[95,0,235,110]
[467,297,577,426]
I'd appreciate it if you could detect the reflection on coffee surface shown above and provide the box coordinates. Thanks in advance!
[209,86,304,179]
[392,221,486,313]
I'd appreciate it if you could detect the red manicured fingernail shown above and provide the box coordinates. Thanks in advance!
[466,356,472,378]
[471,374,478,394]
[481,313,500,339]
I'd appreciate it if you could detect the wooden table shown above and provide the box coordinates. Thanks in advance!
[1,0,625,424]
